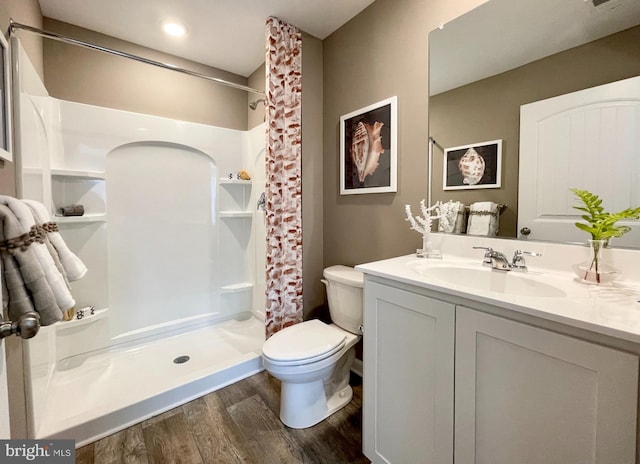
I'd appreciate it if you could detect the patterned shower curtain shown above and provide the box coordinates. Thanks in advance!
[264,17,303,339]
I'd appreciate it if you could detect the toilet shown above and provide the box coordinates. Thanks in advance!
[261,265,364,429]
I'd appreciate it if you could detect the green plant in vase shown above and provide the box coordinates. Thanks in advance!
[570,188,640,283]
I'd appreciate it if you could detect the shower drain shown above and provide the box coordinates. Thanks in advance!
[173,355,190,364]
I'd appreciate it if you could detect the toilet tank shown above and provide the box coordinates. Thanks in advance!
[322,265,364,334]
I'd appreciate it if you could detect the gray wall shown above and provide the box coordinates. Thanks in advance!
[430,25,640,238]
[247,63,265,130]
[300,33,325,318]
[43,18,249,130]
[322,0,485,268]
[0,0,43,197]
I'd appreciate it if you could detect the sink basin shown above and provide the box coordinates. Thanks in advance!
[409,264,567,298]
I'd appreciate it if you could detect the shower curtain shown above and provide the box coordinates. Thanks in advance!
[264,17,303,338]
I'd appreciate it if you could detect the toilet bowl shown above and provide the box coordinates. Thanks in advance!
[261,265,364,429]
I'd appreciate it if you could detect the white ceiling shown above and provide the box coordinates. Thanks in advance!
[37,0,376,77]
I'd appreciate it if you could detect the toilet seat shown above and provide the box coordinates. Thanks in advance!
[262,319,347,366]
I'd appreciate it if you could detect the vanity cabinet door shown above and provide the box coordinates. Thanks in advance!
[363,280,455,464]
[455,306,639,464]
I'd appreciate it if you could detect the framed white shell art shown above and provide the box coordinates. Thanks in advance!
[443,139,502,190]
[340,96,397,195]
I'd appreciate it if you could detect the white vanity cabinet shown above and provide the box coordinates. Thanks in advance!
[363,280,455,464]
[455,306,638,464]
[362,276,639,464]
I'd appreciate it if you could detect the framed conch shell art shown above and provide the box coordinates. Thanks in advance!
[340,96,397,195]
[443,139,502,190]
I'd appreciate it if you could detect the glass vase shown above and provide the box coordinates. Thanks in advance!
[416,233,442,259]
[572,239,620,284]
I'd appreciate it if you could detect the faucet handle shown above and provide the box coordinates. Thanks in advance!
[473,246,493,266]
[512,250,541,271]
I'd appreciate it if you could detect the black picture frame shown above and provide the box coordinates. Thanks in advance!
[340,96,397,195]
[443,139,502,190]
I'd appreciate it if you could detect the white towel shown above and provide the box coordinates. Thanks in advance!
[467,201,499,236]
[0,195,76,314]
[23,199,88,281]
[0,204,63,325]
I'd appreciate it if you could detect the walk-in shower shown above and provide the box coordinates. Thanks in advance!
[9,27,267,445]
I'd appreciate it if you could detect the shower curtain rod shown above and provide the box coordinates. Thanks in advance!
[8,19,266,97]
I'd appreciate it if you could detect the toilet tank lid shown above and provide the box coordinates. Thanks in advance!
[323,265,364,288]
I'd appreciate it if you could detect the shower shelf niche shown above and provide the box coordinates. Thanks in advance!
[51,168,105,180]
[55,307,109,331]
[219,178,252,185]
[218,177,254,307]
[51,166,107,222]
[55,213,107,224]
[221,282,254,292]
[219,211,253,218]
[219,177,253,216]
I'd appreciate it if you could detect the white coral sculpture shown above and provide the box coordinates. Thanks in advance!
[405,200,455,255]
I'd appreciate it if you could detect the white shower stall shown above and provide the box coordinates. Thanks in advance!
[11,39,267,445]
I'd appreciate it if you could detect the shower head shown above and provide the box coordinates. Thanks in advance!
[249,98,267,110]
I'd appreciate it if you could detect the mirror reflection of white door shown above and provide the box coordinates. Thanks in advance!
[518,76,640,246]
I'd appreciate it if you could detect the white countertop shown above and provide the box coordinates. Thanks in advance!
[356,253,640,344]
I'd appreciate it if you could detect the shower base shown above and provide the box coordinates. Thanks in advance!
[34,315,265,447]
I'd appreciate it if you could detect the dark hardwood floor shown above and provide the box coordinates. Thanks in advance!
[76,371,369,464]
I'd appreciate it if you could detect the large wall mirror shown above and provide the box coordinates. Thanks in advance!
[428,0,640,248]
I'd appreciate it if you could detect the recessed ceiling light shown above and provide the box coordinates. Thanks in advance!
[163,22,186,37]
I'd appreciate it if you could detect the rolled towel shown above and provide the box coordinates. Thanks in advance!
[23,199,88,281]
[57,204,85,217]
[0,204,63,325]
[467,201,499,236]
[0,196,76,314]
[453,205,468,234]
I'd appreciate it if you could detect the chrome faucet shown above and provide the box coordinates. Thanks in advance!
[473,247,512,271]
[488,250,512,271]
[511,249,542,272]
